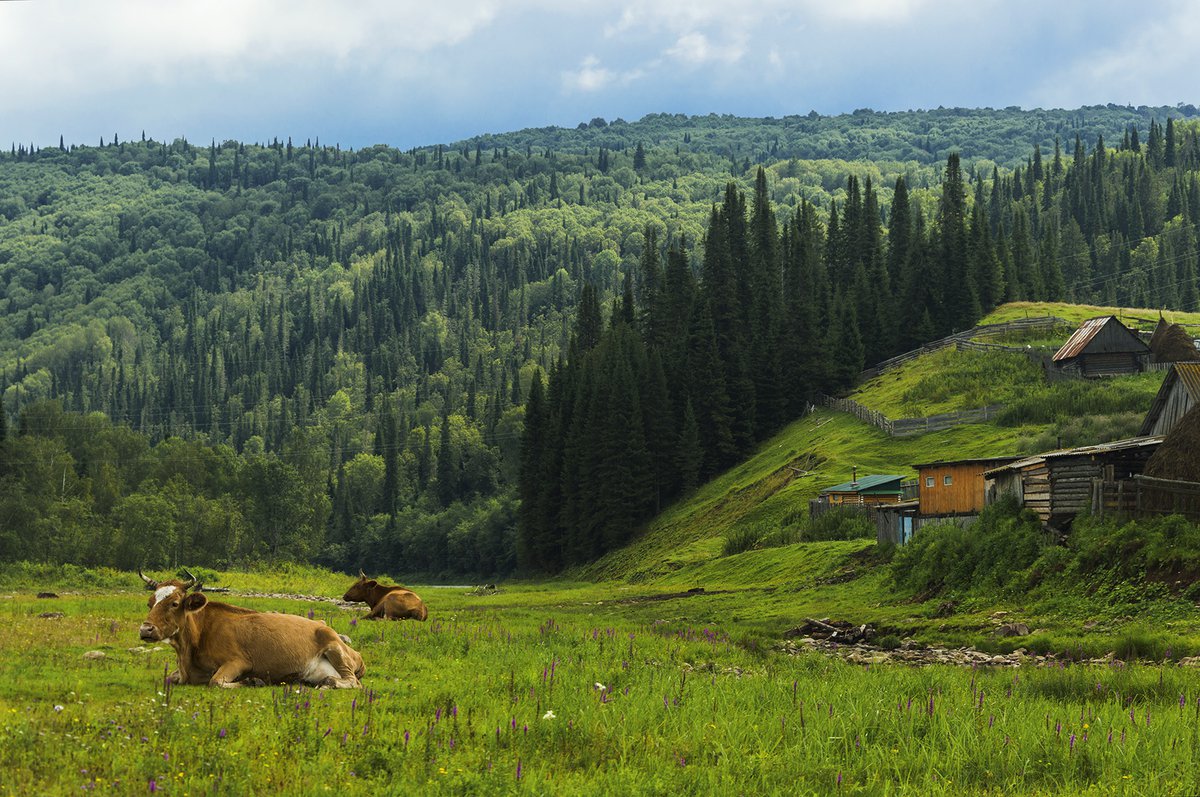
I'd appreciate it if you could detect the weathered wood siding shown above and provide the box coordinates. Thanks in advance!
[986,470,1024,506]
[918,462,992,516]
[1080,351,1147,377]
[1147,381,1195,436]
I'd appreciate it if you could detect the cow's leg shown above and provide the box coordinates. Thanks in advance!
[209,659,252,688]
[318,644,362,689]
[364,605,385,620]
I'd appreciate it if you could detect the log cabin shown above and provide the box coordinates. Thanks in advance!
[983,436,1163,530]
[1051,316,1150,377]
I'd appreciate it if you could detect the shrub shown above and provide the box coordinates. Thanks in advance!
[890,497,1048,597]
[722,525,762,556]
[766,507,875,548]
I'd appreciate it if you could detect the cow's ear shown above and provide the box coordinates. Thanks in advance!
[367,580,379,588]
[183,593,208,611]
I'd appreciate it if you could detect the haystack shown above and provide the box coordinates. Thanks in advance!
[1144,403,1200,482]
[1150,320,1200,363]
[1149,315,1170,352]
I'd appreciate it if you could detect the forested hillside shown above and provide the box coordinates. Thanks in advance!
[1,105,1199,577]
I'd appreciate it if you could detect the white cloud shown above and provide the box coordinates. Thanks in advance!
[563,56,616,92]
[561,55,645,93]
[665,32,746,67]
[0,0,501,107]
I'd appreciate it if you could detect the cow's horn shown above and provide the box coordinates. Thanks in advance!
[184,568,204,592]
[138,569,158,590]
[359,569,366,579]
[180,569,198,590]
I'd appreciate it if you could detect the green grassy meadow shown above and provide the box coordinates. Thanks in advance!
[7,569,1200,796]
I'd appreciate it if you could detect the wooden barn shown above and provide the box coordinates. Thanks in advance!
[1139,362,1200,436]
[913,456,1021,517]
[817,474,905,507]
[1052,316,1150,377]
[983,436,1163,530]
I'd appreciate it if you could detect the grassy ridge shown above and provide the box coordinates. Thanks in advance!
[980,301,1200,330]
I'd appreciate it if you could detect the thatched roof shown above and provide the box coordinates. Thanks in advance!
[1150,320,1200,363]
[1144,403,1200,481]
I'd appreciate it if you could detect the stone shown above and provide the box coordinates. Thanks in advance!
[83,650,106,660]
[995,622,1030,637]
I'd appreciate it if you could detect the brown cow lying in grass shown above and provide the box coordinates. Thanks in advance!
[138,570,364,688]
[343,572,428,621]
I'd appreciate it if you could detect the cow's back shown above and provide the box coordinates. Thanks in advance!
[379,589,427,621]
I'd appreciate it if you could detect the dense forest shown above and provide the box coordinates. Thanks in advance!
[1,105,1200,576]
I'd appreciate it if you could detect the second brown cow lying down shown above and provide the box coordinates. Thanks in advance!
[343,573,428,620]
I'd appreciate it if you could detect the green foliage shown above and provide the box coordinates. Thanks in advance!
[891,498,1049,596]
[772,506,875,545]
[997,373,1165,427]
[721,525,762,556]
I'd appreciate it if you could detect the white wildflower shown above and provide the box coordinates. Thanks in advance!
[542,710,556,720]
[53,705,64,712]
[594,682,606,691]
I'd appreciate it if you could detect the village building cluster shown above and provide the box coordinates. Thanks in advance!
[807,315,1200,544]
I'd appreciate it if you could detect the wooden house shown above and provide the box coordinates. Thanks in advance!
[817,474,905,507]
[983,436,1163,529]
[1052,316,1150,377]
[1139,362,1200,436]
[913,456,1021,517]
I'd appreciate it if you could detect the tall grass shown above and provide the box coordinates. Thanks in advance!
[997,374,1164,426]
[7,578,1200,794]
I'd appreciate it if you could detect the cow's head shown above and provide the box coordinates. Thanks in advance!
[139,590,207,642]
[138,569,198,609]
[343,571,377,602]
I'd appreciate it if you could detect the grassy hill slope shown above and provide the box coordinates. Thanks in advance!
[583,302,1176,587]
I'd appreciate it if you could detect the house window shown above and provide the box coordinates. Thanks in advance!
[925,476,934,488]
[943,475,953,486]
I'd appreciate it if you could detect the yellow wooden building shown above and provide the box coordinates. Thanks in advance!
[914,457,1020,517]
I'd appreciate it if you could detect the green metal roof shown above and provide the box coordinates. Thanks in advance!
[820,474,905,494]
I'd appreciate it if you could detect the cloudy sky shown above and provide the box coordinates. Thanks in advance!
[2,0,1197,150]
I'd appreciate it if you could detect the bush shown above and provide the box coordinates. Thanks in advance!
[722,526,762,556]
[765,507,875,547]
[890,497,1049,597]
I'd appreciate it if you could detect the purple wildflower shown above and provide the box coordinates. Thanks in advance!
[218,728,226,739]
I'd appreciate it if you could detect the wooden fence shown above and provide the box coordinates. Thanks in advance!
[819,394,1005,437]
[820,394,895,434]
[890,405,1006,436]
[1093,475,1200,522]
